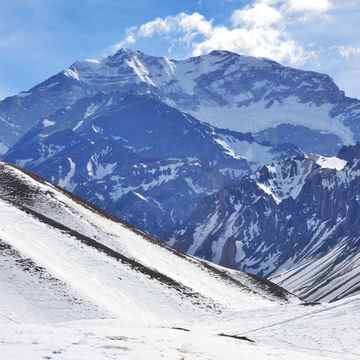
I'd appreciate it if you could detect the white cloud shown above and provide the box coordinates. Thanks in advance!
[100,0,360,98]
[138,12,212,39]
[286,0,332,13]
[110,2,314,66]
[107,12,213,55]
[109,0,360,83]
[231,3,282,28]
[192,26,308,65]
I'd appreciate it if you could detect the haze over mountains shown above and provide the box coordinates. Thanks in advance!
[1,48,360,305]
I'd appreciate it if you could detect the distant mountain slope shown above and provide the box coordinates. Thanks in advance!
[0,161,296,324]
[1,48,360,154]
[169,145,360,302]
[4,92,298,236]
[271,243,360,303]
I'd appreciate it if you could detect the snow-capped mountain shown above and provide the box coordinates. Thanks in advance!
[0,160,296,325]
[4,92,298,236]
[2,48,360,155]
[2,47,360,303]
[51,49,360,155]
[170,144,360,302]
[1,46,360,359]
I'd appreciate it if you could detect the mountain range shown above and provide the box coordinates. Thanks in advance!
[170,146,360,302]
[4,91,299,236]
[1,48,360,303]
[2,48,360,155]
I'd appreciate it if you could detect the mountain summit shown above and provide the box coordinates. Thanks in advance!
[1,48,360,155]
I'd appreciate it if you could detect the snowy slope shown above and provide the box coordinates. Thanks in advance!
[0,161,296,325]
[1,294,359,359]
[271,242,360,303]
[1,161,359,359]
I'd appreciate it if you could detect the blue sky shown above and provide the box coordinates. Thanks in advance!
[1,0,360,99]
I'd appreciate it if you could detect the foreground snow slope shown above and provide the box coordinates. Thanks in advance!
[0,161,295,325]
[1,161,359,359]
[1,295,359,359]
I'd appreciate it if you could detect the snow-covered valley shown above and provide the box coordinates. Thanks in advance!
[2,295,359,359]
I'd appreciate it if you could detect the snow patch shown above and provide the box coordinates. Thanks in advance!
[191,96,354,146]
[73,120,84,131]
[132,191,148,202]
[64,68,80,81]
[58,158,76,191]
[42,119,56,127]
[84,103,101,118]
[315,155,347,171]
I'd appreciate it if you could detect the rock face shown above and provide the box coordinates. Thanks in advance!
[169,145,360,302]
[4,92,297,236]
[2,48,360,154]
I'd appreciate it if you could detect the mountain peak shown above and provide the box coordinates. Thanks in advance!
[202,49,276,71]
[1,47,358,156]
[108,47,143,60]
[208,49,238,57]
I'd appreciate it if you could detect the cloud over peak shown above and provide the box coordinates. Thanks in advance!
[106,0,360,98]
[231,3,282,28]
[111,0,326,66]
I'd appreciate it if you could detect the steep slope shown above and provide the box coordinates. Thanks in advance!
[0,71,87,153]
[0,50,155,153]
[0,161,296,325]
[4,92,298,236]
[271,244,360,303]
[170,145,360,302]
[2,48,360,154]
